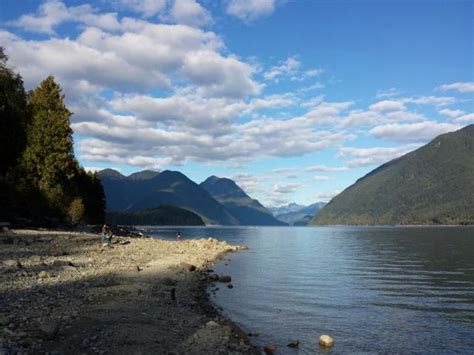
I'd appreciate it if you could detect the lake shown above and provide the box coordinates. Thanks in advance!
[143,226,474,354]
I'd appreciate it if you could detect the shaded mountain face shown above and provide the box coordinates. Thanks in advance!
[106,206,204,226]
[312,125,474,225]
[200,176,287,226]
[98,170,238,225]
[275,202,326,225]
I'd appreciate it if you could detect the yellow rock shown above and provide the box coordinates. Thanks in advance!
[319,334,334,347]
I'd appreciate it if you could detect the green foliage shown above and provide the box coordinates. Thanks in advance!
[0,48,30,219]
[312,125,474,225]
[106,206,205,226]
[0,49,105,225]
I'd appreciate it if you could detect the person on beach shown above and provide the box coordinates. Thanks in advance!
[101,224,113,245]
[176,231,181,242]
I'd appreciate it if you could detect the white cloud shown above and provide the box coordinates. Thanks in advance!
[314,190,341,202]
[402,96,456,106]
[169,0,213,27]
[117,0,167,17]
[338,144,420,167]
[435,82,474,93]
[226,0,276,22]
[439,108,465,118]
[369,121,462,142]
[369,100,406,112]
[314,175,330,181]
[273,183,301,194]
[376,88,401,99]
[455,113,474,123]
[264,56,300,81]
[10,0,121,34]
[305,165,349,173]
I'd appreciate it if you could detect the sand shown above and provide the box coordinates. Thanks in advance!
[0,229,258,354]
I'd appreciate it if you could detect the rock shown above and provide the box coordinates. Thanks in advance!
[218,275,231,283]
[287,340,300,348]
[136,265,142,272]
[263,344,276,354]
[38,271,53,279]
[208,274,219,281]
[38,320,59,339]
[52,259,74,267]
[2,259,22,268]
[319,334,334,347]
[179,262,196,272]
[61,265,77,272]
[227,284,234,289]
[205,320,219,328]
[28,255,42,262]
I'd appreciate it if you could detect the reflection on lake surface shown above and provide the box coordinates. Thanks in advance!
[145,226,474,354]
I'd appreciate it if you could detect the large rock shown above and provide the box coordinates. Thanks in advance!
[287,340,300,348]
[319,334,334,347]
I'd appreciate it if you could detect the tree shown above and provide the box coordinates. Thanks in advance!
[68,197,85,225]
[22,76,78,216]
[0,48,30,219]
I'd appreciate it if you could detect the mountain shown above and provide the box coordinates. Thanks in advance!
[98,170,238,225]
[269,203,305,216]
[200,176,287,226]
[106,206,204,226]
[276,202,326,225]
[312,125,474,225]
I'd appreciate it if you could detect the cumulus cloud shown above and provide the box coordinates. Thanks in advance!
[338,144,420,167]
[226,0,276,22]
[168,0,213,27]
[10,0,121,34]
[435,82,474,93]
[273,183,301,194]
[369,121,462,142]
[117,0,167,17]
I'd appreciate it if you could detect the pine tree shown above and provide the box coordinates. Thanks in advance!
[22,76,78,217]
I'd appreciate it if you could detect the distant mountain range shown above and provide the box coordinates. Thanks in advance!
[273,202,326,225]
[98,170,284,226]
[200,176,286,226]
[98,169,238,225]
[312,125,474,225]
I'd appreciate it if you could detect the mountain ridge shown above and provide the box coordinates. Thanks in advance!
[312,125,474,225]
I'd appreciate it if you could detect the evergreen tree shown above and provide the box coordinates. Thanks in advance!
[22,76,78,216]
[0,48,30,219]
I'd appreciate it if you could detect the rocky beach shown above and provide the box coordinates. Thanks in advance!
[0,229,257,354]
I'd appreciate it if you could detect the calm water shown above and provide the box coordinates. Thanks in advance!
[144,226,474,354]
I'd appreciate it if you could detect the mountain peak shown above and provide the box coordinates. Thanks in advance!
[98,169,125,180]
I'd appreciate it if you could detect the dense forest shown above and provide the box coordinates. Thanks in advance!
[0,48,105,226]
[106,206,205,226]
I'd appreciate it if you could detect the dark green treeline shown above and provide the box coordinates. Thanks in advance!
[0,48,105,225]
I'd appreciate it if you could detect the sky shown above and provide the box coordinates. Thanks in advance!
[1,0,473,207]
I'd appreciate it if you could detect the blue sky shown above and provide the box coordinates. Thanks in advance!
[1,0,472,206]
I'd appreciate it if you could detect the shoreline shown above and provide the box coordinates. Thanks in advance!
[0,229,258,354]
